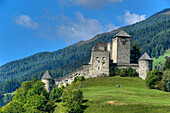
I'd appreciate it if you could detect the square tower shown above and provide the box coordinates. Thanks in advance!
[112,30,131,64]
[91,42,110,77]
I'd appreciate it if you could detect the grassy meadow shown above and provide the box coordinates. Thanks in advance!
[54,76,170,113]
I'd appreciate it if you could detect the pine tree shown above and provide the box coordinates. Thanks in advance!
[130,41,141,63]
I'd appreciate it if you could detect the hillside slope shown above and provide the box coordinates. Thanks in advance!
[54,76,170,113]
[0,8,170,87]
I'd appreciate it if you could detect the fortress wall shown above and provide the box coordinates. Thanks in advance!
[117,64,139,70]
[55,64,92,87]
[92,51,109,77]
[117,38,130,64]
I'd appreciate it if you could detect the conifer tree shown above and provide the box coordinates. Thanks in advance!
[130,41,141,63]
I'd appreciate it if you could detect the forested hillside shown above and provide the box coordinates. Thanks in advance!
[0,8,169,99]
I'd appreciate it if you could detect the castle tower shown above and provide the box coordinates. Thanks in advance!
[41,71,53,92]
[138,52,153,80]
[91,42,109,77]
[112,30,131,64]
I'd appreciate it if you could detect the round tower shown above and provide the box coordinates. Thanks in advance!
[41,71,53,92]
[138,52,153,80]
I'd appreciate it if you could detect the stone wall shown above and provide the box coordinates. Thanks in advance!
[117,64,139,70]
[138,60,153,80]
[55,64,92,87]
[92,51,109,77]
[117,37,130,64]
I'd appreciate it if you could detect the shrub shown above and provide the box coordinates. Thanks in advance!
[114,66,139,77]
[73,76,85,83]
[73,77,78,83]
[132,70,139,77]
[109,67,115,76]
[155,81,164,90]
[163,58,170,71]
[62,89,83,113]
[50,86,63,101]
[114,67,120,75]
[162,69,170,91]
[145,69,163,89]
[66,83,69,87]
[120,68,128,77]
[78,76,85,81]
[127,66,133,77]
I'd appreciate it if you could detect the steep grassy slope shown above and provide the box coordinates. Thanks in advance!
[153,49,170,68]
[54,77,170,113]
[0,8,170,90]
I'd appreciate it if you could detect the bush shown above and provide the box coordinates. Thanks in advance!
[78,76,85,81]
[162,69,170,91]
[73,76,85,83]
[155,81,164,90]
[62,89,83,113]
[50,86,63,101]
[145,69,163,89]
[66,83,69,87]
[163,58,170,71]
[114,67,120,75]
[73,77,78,83]
[120,68,128,77]
[132,70,139,77]
[116,66,138,77]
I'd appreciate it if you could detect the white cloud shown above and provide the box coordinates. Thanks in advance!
[14,15,38,29]
[69,0,122,8]
[124,10,146,25]
[55,12,117,44]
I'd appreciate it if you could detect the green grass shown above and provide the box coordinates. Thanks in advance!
[54,76,170,113]
[153,49,170,68]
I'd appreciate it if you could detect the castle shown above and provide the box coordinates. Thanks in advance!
[41,30,153,92]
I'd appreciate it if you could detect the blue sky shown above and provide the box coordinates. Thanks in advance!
[0,0,169,66]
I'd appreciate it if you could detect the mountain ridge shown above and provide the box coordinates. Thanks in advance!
[0,8,169,86]
[2,8,170,67]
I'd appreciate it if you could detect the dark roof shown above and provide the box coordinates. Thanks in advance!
[41,71,53,80]
[114,30,131,38]
[139,52,152,60]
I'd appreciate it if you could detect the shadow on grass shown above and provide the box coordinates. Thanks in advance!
[81,99,89,113]
[82,99,89,103]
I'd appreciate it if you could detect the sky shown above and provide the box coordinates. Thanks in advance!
[0,0,169,66]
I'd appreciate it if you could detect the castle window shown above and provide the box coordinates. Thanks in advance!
[102,62,105,66]
[87,69,89,73]
[96,57,99,60]
[98,67,100,70]
[121,38,126,45]
[98,60,100,63]
[102,57,106,60]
